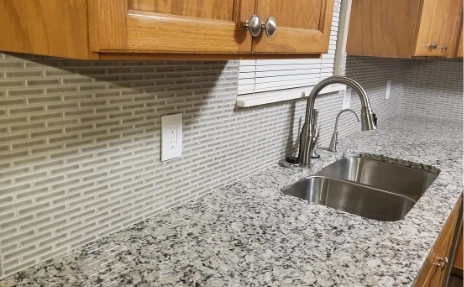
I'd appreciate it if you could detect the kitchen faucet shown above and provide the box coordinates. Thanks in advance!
[327,109,359,152]
[298,76,377,167]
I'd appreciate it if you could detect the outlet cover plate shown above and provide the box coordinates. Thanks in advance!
[342,88,351,109]
[385,80,392,99]
[161,114,182,161]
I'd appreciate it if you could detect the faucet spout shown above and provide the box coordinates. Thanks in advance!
[298,76,377,167]
[328,109,359,152]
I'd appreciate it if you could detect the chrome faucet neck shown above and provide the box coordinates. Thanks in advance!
[305,76,371,125]
[298,76,377,167]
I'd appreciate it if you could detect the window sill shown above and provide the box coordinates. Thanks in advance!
[236,84,346,108]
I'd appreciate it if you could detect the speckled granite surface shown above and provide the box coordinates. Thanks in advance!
[1,116,462,287]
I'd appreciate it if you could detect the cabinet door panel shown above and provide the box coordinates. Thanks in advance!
[347,0,421,58]
[432,0,460,57]
[0,0,98,59]
[449,0,463,58]
[89,0,254,54]
[252,0,334,54]
[415,0,442,56]
[129,0,155,11]
[458,29,464,57]
[415,0,461,57]
[453,229,463,270]
[257,0,323,30]
[130,0,235,21]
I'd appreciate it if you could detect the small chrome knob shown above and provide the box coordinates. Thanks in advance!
[244,15,262,37]
[436,257,448,269]
[442,45,448,51]
[429,42,438,49]
[263,16,277,37]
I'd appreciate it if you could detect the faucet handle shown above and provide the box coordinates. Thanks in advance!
[310,128,320,158]
[328,131,338,152]
[311,109,319,130]
[309,110,319,159]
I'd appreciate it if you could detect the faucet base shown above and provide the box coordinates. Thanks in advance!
[311,153,320,159]
[285,156,299,164]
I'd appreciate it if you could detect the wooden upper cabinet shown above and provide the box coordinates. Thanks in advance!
[414,0,462,57]
[0,0,336,59]
[347,0,463,59]
[450,0,464,58]
[89,0,335,56]
[347,0,422,58]
[457,30,464,57]
[0,0,98,59]
[88,0,254,54]
[252,0,334,54]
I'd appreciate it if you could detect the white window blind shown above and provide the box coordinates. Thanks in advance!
[237,0,343,107]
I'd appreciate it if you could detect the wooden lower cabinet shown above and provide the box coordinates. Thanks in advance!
[414,196,463,287]
[453,229,463,273]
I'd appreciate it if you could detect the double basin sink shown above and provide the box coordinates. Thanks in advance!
[282,157,439,221]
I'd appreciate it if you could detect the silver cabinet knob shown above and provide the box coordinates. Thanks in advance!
[244,15,262,37]
[442,45,448,51]
[262,16,277,37]
[429,42,438,49]
[436,257,448,269]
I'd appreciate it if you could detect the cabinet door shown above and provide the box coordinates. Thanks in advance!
[252,0,335,54]
[347,0,422,58]
[447,0,463,58]
[415,0,461,57]
[457,29,463,57]
[453,229,463,270]
[0,0,98,59]
[88,0,254,54]
[414,196,462,287]
[416,231,452,287]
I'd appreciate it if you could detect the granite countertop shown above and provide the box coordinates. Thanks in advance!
[1,116,463,287]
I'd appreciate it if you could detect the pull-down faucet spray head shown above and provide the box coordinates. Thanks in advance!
[360,107,377,131]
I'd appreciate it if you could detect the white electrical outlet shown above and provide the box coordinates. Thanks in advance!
[161,114,182,161]
[169,125,177,149]
[342,88,351,109]
[385,80,392,99]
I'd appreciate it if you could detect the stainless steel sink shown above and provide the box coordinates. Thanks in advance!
[282,157,439,221]
[315,157,439,201]
[282,176,416,221]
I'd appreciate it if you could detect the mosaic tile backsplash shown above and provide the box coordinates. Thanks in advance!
[403,58,463,121]
[0,51,461,277]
